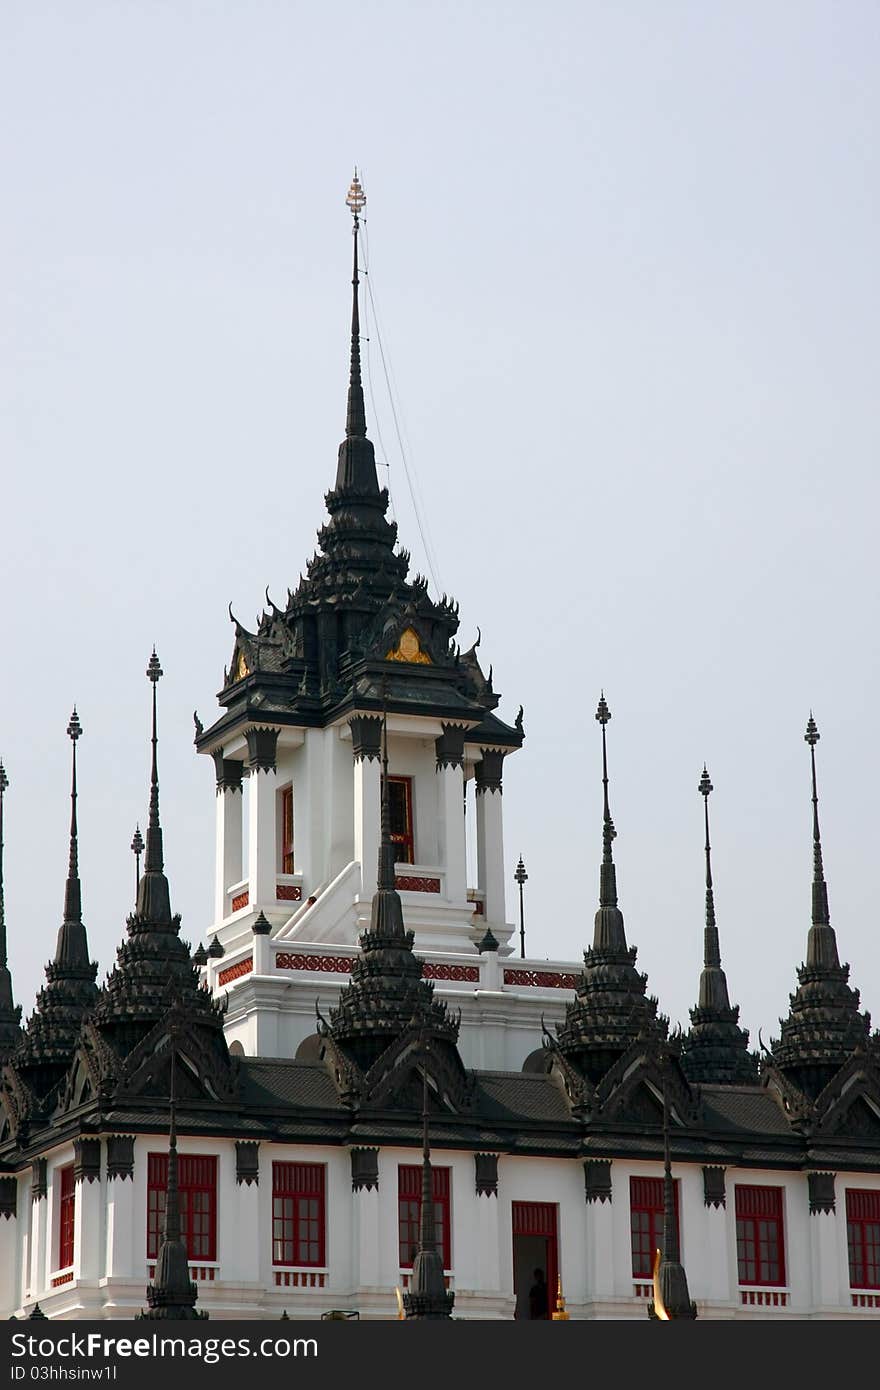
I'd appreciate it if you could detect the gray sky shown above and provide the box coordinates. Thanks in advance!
[2,1,879,1055]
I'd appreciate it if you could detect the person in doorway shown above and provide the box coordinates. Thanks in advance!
[528,1267,548,1319]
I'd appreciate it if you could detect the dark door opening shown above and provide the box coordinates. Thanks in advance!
[512,1201,558,1319]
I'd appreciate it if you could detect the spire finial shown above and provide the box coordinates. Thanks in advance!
[805,713,830,928]
[136,651,173,924]
[698,765,720,965]
[63,709,83,926]
[344,170,367,440]
[145,650,164,874]
[595,693,618,907]
[131,824,144,903]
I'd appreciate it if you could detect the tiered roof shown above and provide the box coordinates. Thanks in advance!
[555,697,668,1084]
[11,713,98,1103]
[769,717,873,1102]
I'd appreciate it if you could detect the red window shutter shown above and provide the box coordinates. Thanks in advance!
[272,1162,326,1267]
[281,788,294,874]
[59,1165,75,1269]
[734,1185,785,1286]
[397,1165,451,1269]
[147,1152,217,1262]
[629,1176,679,1279]
[846,1189,880,1290]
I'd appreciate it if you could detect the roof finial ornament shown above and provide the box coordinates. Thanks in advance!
[698,766,720,968]
[136,650,172,924]
[344,170,367,440]
[595,693,618,901]
[131,825,144,904]
[805,713,830,929]
[63,709,84,931]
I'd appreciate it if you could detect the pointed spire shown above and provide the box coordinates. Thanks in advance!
[681,768,756,1084]
[767,714,870,1097]
[403,1041,454,1319]
[0,759,22,1058]
[804,714,838,966]
[131,825,144,905]
[345,170,367,440]
[593,694,626,950]
[53,710,90,969]
[648,1074,697,1320]
[332,171,381,497]
[136,650,172,924]
[696,766,729,1009]
[138,1012,206,1320]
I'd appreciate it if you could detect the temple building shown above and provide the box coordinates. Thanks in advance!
[1,178,879,1321]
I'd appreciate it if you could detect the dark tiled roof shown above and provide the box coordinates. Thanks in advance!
[240,1059,344,1110]
[700,1085,794,1136]
[474,1072,574,1124]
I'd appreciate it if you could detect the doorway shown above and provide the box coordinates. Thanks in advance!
[512,1201,558,1319]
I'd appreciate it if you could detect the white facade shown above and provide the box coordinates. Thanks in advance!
[202,714,573,1070]
[4,1135,879,1320]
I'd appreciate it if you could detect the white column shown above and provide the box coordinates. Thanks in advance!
[585,1190,615,1301]
[0,1182,21,1315]
[437,762,467,905]
[215,782,243,921]
[476,782,505,925]
[104,1142,137,1280]
[475,1185,502,1297]
[73,1174,103,1283]
[28,1165,47,1301]
[353,1186,381,1290]
[224,1154,259,1285]
[354,756,382,898]
[810,1207,841,1309]
[244,729,280,913]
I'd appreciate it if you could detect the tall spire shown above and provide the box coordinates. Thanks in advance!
[333,171,380,497]
[0,759,22,1058]
[10,716,98,1096]
[136,650,172,924]
[648,1074,697,1320]
[681,768,756,1084]
[804,714,837,966]
[768,715,870,1099]
[593,694,625,950]
[403,1040,454,1320]
[139,1012,206,1321]
[53,710,90,969]
[345,170,367,440]
[555,695,667,1085]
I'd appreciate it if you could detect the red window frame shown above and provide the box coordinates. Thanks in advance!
[846,1189,880,1290]
[58,1165,75,1270]
[735,1184,785,1287]
[280,786,294,875]
[629,1176,680,1279]
[272,1162,326,1267]
[147,1154,217,1261]
[388,776,414,865]
[398,1165,450,1269]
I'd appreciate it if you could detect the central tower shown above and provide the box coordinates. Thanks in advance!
[195,176,530,1061]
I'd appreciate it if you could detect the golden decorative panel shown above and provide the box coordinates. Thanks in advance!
[385,627,431,664]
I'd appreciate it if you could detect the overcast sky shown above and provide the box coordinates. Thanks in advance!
[2,2,879,1056]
